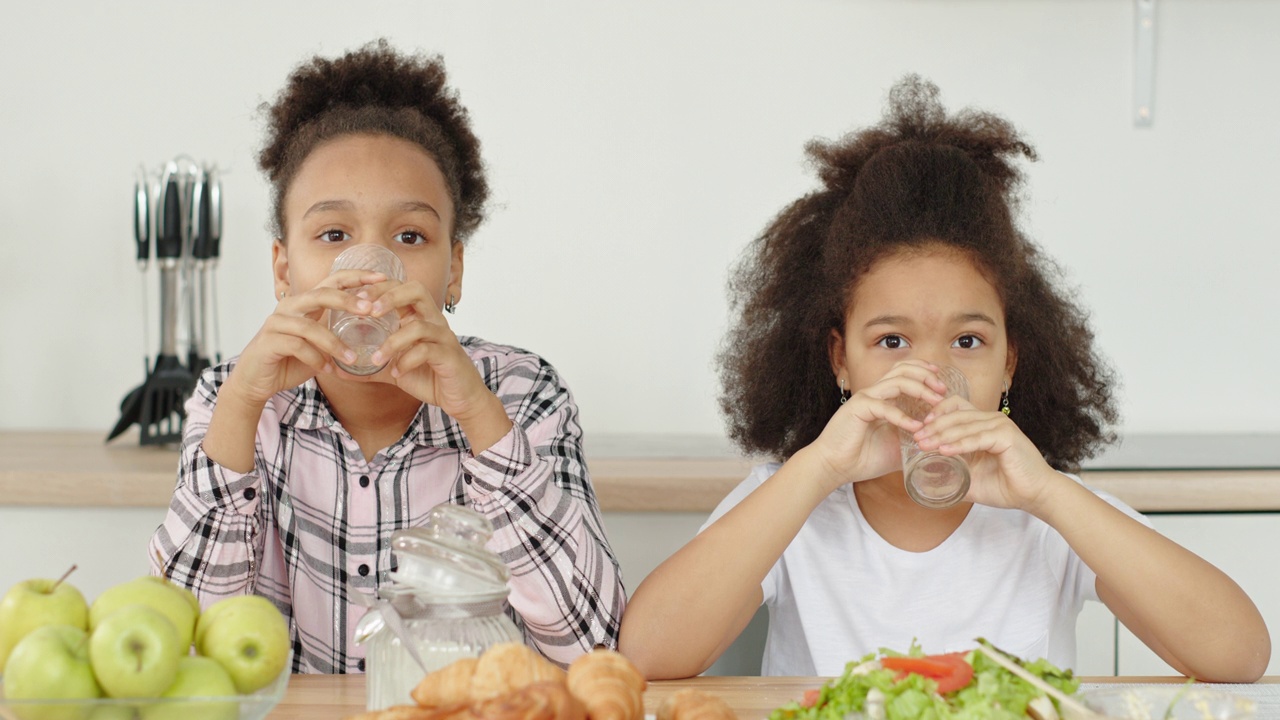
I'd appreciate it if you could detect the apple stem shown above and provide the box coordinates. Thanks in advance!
[52,564,78,591]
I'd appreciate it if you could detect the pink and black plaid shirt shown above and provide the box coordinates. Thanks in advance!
[148,337,625,673]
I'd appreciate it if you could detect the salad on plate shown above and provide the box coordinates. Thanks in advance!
[770,640,1081,720]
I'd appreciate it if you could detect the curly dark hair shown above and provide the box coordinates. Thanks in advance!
[719,76,1117,471]
[258,39,488,243]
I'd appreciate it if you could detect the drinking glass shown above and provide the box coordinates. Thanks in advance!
[897,366,971,508]
[328,245,405,376]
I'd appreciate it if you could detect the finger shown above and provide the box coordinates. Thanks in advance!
[391,339,477,382]
[344,278,399,306]
[915,407,989,439]
[372,320,460,368]
[937,426,1015,457]
[919,414,1010,453]
[844,394,925,433]
[877,364,950,397]
[388,342,446,377]
[369,281,445,321]
[291,340,335,375]
[317,269,388,291]
[276,286,374,319]
[263,315,358,366]
[263,333,335,376]
[859,374,946,407]
[886,360,948,392]
[921,395,976,422]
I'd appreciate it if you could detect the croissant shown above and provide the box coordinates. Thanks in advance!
[566,649,647,720]
[470,643,567,701]
[656,689,735,720]
[412,657,481,708]
[469,681,587,720]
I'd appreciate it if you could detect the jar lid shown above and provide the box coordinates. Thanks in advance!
[389,503,510,597]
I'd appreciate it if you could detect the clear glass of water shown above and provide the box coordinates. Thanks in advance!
[328,245,405,376]
[897,366,971,509]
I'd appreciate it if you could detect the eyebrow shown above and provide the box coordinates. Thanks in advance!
[863,312,998,329]
[302,199,442,221]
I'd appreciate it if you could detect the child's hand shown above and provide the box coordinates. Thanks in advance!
[912,399,1061,512]
[227,270,385,406]
[809,361,948,493]
[354,279,497,423]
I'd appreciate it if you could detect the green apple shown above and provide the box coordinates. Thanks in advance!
[133,576,201,616]
[194,596,289,694]
[140,656,238,720]
[3,625,102,720]
[0,572,89,669]
[88,604,182,698]
[90,577,197,652]
[192,595,276,651]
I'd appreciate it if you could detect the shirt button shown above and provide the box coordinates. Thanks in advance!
[357,658,366,672]
[359,475,370,488]
[243,488,256,501]
[358,564,370,577]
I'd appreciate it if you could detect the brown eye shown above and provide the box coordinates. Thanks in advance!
[953,335,984,349]
[321,229,348,243]
[397,231,426,246]
[877,335,907,349]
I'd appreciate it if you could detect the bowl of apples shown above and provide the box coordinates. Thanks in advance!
[0,568,293,720]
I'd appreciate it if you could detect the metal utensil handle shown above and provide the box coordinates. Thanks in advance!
[198,268,211,364]
[134,167,150,269]
[159,267,179,355]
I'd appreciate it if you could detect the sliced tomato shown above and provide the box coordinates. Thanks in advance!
[881,652,974,694]
[801,688,821,708]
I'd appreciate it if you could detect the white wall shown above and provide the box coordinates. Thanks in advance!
[2,0,1278,435]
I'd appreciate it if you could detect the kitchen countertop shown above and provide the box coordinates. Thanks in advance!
[269,673,1280,720]
[1,430,1278,513]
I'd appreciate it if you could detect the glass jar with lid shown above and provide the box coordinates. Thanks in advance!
[356,503,522,710]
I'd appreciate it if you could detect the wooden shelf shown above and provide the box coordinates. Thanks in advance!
[2,431,1278,513]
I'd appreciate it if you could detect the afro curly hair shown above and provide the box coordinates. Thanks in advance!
[258,39,488,243]
[718,76,1118,471]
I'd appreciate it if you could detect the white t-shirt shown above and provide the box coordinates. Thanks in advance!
[702,463,1151,676]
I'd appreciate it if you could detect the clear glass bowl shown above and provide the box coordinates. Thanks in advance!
[0,651,291,720]
[1078,685,1256,720]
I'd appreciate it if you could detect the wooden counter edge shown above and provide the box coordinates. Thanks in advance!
[2,432,1279,513]
[274,673,1280,720]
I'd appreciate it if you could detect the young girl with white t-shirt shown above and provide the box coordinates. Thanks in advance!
[618,77,1269,682]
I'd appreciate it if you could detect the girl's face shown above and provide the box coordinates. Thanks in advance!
[272,133,462,307]
[830,246,1016,411]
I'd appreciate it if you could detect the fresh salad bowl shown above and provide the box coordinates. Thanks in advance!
[1077,685,1256,720]
[0,652,291,720]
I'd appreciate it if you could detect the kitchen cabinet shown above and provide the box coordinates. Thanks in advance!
[1116,513,1280,676]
